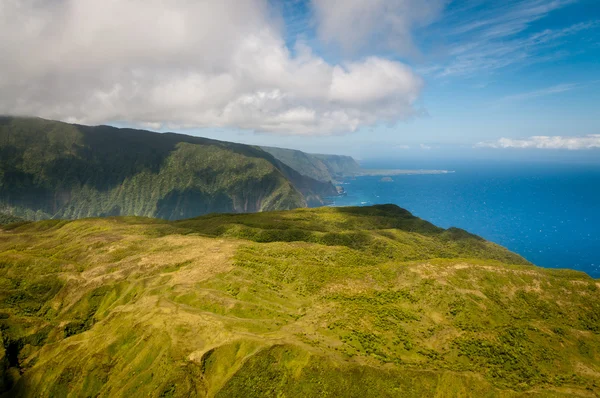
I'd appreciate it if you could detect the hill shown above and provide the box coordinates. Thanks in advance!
[261,146,361,182]
[0,117,336,221]
[0,205,598,397]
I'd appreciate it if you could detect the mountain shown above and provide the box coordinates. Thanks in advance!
[0,117,336,221]
[311,153,362,179]
[1,204,598,397]
[261,146,361,182]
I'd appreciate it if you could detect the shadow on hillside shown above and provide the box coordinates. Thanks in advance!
[0,117,334,219]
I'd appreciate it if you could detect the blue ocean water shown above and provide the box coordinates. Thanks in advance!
[330,161,600,278]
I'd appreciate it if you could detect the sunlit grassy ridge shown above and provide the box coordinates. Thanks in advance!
[0,205,598,397]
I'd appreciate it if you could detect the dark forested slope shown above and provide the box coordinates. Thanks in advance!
[0,212,22,226]
[0,117,336,220]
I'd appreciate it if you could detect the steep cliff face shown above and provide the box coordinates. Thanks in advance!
[312,153,361,179]
[0,117,334,220]
[261,146,333,182]
[262,146,361,182]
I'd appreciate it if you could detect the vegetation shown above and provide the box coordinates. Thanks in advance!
[262,146,361,182]
[0,213,22,226]
[311,153,362,179]
[0,205,598,397]
[0,117,336,221]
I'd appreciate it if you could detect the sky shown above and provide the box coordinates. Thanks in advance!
[1,0,599,162]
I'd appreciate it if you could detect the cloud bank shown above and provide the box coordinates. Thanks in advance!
[0,0,424,135]
[476,135,600,150]
[311,0,446,55]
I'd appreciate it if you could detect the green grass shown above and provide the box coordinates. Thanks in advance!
[176,205,529,265]
[0,205,598,397]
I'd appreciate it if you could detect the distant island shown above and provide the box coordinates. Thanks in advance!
[360,169,454,176]
[380,176,394,182]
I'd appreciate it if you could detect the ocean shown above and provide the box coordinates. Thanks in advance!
[330,161,600,278]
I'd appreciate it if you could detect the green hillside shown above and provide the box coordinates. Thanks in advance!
[0,205,598,397]
[262,146,361,182]
[0,117,336,221]
[312,153,362,179]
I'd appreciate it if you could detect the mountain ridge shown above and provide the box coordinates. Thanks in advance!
[0,117,337,221]
[261,146,361,183]
[0,205,598,397]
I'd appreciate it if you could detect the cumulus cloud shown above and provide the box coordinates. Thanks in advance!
[476,135,600,150]
[0,0,424,135]
[311,0,446,55]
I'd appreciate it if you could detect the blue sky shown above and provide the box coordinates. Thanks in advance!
[185,0,600,160]
[2,0,599,162]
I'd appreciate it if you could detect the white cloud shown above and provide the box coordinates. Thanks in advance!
[476,135,600,150]
[499,83,579,102]
[0,0,424,135]
[424,0,599,77]
[311,0,446,55]
[420,144,432,150]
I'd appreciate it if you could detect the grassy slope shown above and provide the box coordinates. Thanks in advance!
[0,117,336,220]
[0,205,598,397]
